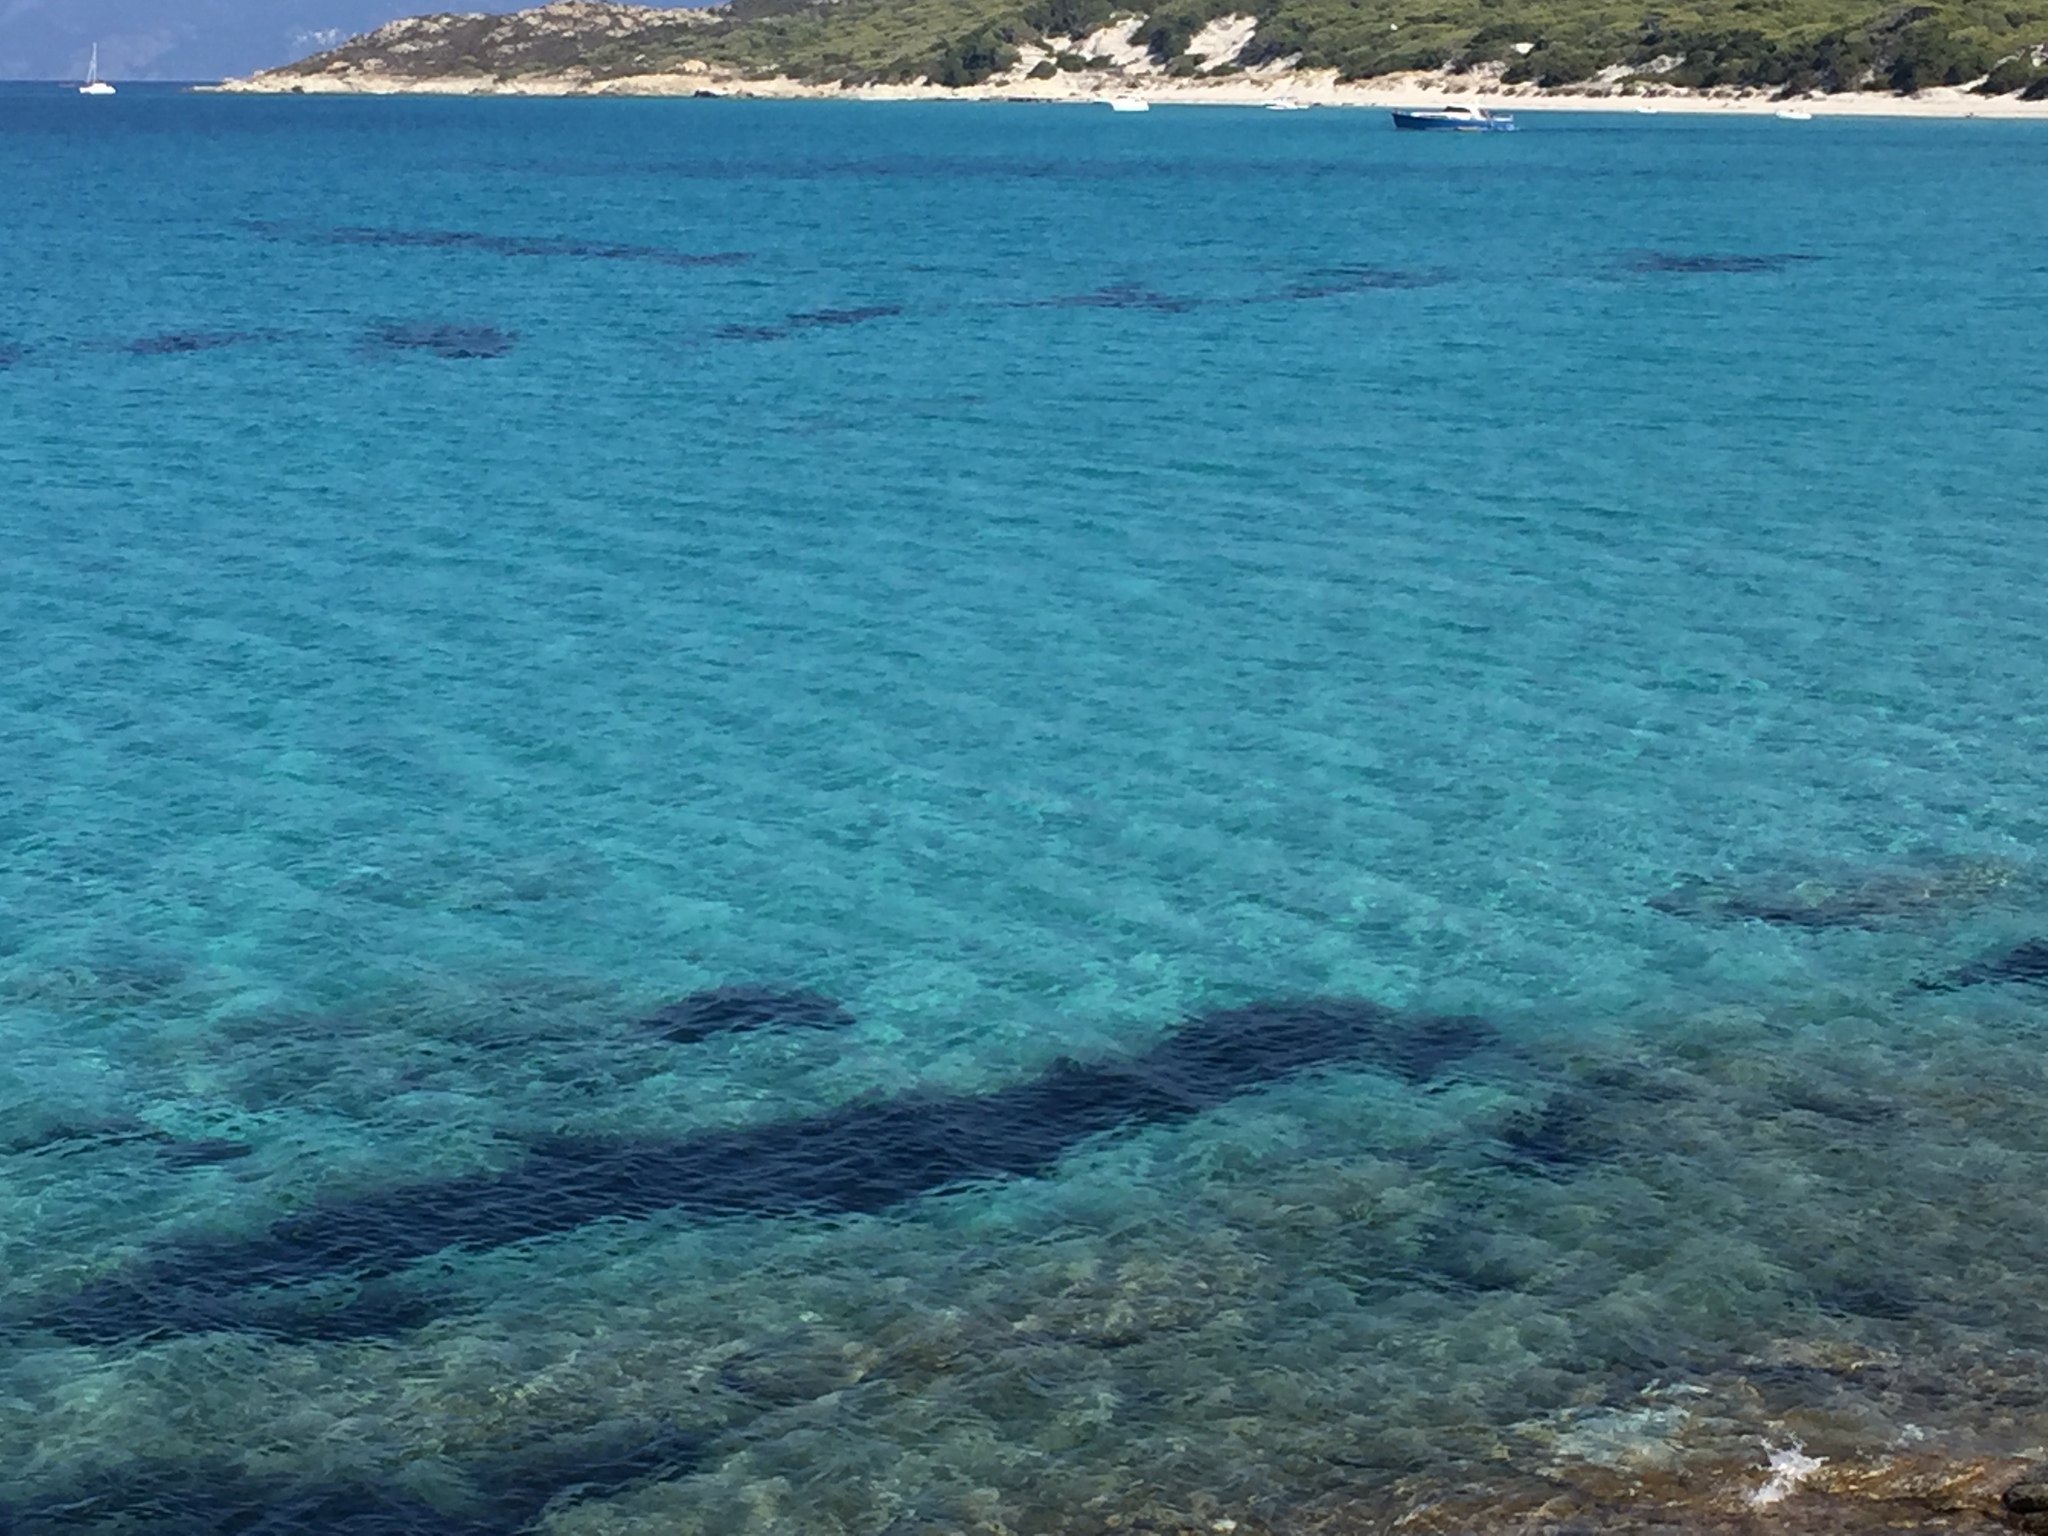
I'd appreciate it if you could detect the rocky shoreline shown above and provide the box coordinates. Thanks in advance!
[208,0,2048,117]
[209,65,2048,117]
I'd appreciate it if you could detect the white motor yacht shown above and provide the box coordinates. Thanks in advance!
[1390,103,1515,131]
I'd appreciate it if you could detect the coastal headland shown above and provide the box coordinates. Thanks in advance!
[213,0,2048,116]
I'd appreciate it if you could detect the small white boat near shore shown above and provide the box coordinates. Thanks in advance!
[1774,106,1814,120]
[79,44,115,95]
[1106,94,1150,112]
[1266,95,1311,110]
[1391,103,1515,132]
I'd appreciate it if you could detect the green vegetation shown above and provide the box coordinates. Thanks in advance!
[280,0,2048,97]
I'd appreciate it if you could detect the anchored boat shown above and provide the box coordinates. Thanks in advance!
[1391,103,1514,131]
[79,44,115,95]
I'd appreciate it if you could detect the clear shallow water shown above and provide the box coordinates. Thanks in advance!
[3,87,2048,1532]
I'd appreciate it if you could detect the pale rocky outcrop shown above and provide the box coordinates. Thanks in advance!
[1073,18,1155,72]
[251,0,711,84]
[1185,13,1257,68]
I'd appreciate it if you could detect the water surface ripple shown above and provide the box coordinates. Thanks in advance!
[3,89,2047,1535]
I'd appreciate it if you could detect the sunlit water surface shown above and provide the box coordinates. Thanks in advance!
[3,85,2047,1534]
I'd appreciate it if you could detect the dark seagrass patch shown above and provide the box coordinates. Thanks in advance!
[125,330,254,355]
[1626,251,1817,275]
[714,305,904,342]
[1649,858,2017,931]
[254,220,751,268]
[0,1419,703,1536]
[1271,265,1451,300]
[1915,938,2048,993]
[638,984,856,1042]
[1494,1090,1625,1173]
[1035,281,1199,312]
[363,321,518,359]
[13,996,1496,1346]
[3,1118,252,1167]
[788,304,903,328]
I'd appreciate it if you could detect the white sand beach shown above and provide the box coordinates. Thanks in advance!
[213,62,2048,117]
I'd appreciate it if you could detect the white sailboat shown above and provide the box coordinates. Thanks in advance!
[80,45,116,95]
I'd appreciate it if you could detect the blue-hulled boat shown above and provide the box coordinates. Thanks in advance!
[1391,104,1516,131]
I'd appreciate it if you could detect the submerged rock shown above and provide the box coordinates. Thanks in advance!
[1815,1275,1921,1321]
[638,984,856,1042]
[1918,938,2048,993]
[2005,1472,2048,1533]
[717,1327,876,1404]
[1650,858,2018,930]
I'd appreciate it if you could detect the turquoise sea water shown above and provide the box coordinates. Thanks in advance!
[3,85,2048,1532]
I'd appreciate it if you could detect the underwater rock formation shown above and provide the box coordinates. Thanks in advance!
[716,1325,876,1404]
[362,322,519,359]
[1649,859,2017,930]
[1916,938,2048,992]
[1813,1273,1922,1321]
[637,983,856,1042]
[18,997,1494,1345]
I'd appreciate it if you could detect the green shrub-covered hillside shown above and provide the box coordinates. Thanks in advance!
[282,0,2048,96]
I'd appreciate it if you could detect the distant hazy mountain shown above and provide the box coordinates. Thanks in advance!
[0,0,524,81]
